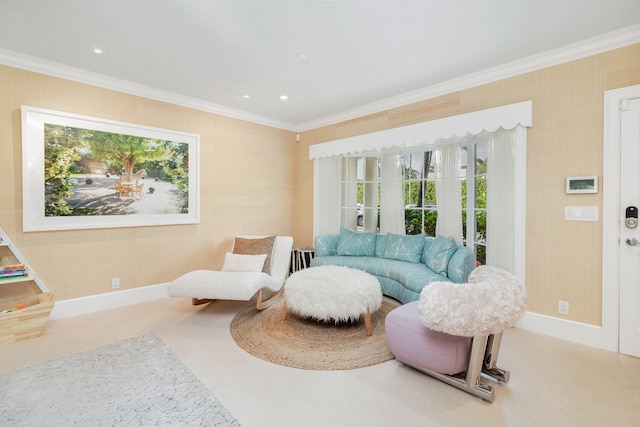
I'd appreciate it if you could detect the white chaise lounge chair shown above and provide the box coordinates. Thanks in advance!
[168,235,293,310]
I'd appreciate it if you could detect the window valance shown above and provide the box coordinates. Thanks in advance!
[309,100,532,159]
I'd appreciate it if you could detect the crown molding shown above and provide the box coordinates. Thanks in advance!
[296,23,640,132]
[1,23,639,133]
[0,49,297,131]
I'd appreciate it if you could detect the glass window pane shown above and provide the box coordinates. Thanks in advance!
[461,179,467,208]
[423,151,434,180]
[475,210,486,243]
[404,181,420,205]
[404,208,422,235]
[423,180,436,206]
[476,244,486,266]
[403,153,422,180]
[424,210,437,237]
[475,176,487,208]
[476,141,487,173]
[462,210,467,240]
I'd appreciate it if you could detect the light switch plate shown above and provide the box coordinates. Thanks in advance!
[564,206,598,221]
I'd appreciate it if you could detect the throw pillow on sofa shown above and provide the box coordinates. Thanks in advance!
[315,234,340,256]
[336,227,377,256]
[383,233,425,263]
[375,234,388,257]
[425,235,457,275]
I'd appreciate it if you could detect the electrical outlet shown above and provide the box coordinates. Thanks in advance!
[111,277,120,289]
[558,300,569,315]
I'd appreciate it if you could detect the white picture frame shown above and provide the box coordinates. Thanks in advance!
[566,176,598,194]
[21,105,200,232]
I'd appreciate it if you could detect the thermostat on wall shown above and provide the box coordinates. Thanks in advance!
[566,176,598,194]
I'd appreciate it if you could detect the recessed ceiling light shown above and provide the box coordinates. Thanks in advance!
[242,94,250,99]
[280,95,288,100]
[91,47,105,55]
[297,53,310,63]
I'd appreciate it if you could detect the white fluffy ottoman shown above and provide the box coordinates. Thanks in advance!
[283,265,383,336]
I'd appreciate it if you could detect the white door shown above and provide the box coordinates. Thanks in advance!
[620,96,640,358]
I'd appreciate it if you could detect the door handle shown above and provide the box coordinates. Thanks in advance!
[626,237,639,246]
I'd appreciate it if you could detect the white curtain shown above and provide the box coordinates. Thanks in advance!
[379,152,405,234]
[313,156,342,238]
[486,126,524,273]
[434,145,463,244]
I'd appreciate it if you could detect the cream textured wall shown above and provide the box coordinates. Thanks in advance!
[294,44,640,326]
[2,44,639,324]
[0,65,296,301]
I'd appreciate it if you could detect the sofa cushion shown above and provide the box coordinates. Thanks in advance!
[310,256,449,293]
[383,233,425,263]
[336,228,376,256]
[447,246,475,283]
[424,235,457,276]
[314,234,340,256]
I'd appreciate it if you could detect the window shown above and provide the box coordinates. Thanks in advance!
[339,144,489,266]
[398,139,488,265]
[461,140,487,265]
[341,157,379,232]
[400,151,437,236]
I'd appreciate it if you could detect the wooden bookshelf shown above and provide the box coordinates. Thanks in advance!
[0,227,54,346]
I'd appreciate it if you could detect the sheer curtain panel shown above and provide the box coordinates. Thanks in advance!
[380,152,406,234]
[313,156,342,238]
[434,145,463,244]
[486,126,525,274]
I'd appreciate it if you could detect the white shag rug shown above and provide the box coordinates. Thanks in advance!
[0,333,240,427]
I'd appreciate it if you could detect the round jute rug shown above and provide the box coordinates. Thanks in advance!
[230,299,398,370]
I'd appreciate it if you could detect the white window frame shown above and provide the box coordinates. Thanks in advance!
[311,101,530,280]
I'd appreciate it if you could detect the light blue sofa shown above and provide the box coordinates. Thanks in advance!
[310,229,475,304]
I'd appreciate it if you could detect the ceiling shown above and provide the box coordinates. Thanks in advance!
[1,1,639,131]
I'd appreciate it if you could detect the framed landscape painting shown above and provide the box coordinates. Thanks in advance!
[21,106,200,232]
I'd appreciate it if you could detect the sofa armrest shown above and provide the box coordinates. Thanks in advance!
[447,246,475,283]
[313,234,340,256]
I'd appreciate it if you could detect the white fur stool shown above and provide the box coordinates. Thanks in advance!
[283,265,383,336]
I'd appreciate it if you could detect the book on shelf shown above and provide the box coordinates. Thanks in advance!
[0,264,28,279]
[2,263,26,269]
[0,273,29,280]
[1,263,26,273]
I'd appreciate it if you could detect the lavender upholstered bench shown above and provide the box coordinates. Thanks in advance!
[385,301,471,375]
[385,266,527,402]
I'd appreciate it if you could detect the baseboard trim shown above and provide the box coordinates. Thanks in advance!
[516,311,604,350]
[50,288,608,351]
[49,283,170,320]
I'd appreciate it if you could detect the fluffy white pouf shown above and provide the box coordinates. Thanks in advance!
[418,265,527,337]
[284,265,382,323]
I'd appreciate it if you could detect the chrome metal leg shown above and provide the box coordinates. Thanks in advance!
[395,335,495,403]
[482,332,510,383]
